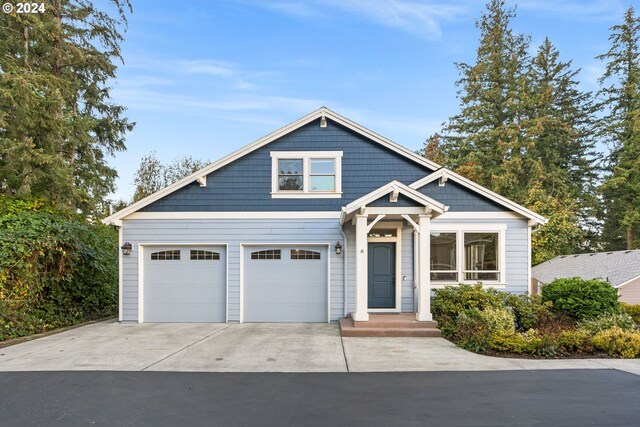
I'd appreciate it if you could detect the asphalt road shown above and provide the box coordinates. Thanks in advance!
[1,369,639,426]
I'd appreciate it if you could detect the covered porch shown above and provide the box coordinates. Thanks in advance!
[339,181,448,333]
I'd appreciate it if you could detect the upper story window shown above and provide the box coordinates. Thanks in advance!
[271,151,342,198]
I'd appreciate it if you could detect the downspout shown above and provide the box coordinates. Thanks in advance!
[340,229,349,317]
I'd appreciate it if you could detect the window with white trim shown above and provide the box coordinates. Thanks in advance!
[271,151,342,198]
[430,227,504,284]
[151,250,180,260]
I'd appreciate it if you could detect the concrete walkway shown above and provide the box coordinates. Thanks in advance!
[1,320,639,375]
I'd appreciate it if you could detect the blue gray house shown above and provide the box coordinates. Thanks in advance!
[103,108,547,325]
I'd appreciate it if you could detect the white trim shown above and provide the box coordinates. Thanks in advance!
[124,211,342,220]
[527,225,532,294]
[615,275,640,289]
[410,170,547,225]
[433,211,524,220]
[342,180,446,220]
[270,151,343,198]
[118,226,123,322]
[365,207,430,215]
[430,283,507,290]
[271,193,343,199]
[429,225,507,286]
[367,225,402,313]
[366,214,386,233]
[239,243,332,323]
[137,243,144,323]
[137,243,229,324]
[103,107,441,225]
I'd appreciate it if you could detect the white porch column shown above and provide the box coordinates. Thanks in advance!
[353,213,369,321]
[416,213,432,321]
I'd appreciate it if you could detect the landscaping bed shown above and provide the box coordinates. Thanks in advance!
[433,280,640,359]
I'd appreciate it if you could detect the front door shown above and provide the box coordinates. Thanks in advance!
[368,243,396,309]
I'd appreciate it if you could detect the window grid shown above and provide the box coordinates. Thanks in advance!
[151,250,181,260]
[190,250,220,260]
[251,249,281,260]
[291,249,321,260]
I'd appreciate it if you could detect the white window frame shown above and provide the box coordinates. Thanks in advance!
[270,151,343,198]
[430,223,507,288]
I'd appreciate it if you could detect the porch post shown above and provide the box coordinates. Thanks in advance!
[353,213,369,321]
[416,212,432,321]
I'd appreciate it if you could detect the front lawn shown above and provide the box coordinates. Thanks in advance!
[432,281,640,359]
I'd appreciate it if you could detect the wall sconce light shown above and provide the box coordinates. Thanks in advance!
[121,242,132,256]
[335,241,342,255]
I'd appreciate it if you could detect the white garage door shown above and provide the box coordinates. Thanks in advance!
[243,246,328,322]
[143,246,226,322]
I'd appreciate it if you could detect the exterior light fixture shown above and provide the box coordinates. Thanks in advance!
[121,242,132,256]
[335,241,342,255]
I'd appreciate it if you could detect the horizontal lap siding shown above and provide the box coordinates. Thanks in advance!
[122,218,344,322]
[401,227,415,312]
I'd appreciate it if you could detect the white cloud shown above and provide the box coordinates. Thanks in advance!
[516,0,626,22]
[254,0,470,39]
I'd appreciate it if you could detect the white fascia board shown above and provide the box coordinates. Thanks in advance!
[344,181,446,216]
[103,107,441,225]
[124,211,341,220]
[615,275,640,289]
[410,169,548,225]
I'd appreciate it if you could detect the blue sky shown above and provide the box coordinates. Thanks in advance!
[108,0,630,201]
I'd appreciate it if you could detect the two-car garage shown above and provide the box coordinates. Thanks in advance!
[141,244,328,323]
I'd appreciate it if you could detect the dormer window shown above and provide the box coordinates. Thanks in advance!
[271,151,342,198]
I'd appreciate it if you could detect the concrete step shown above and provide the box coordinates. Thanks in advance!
[339,316,442,338]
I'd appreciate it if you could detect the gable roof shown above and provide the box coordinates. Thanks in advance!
[341,180,447,223]
[532,250,640,288]
[103,107,441,225]
[409,169,547,225]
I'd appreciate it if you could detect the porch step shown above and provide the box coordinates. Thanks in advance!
[339,314,441,338]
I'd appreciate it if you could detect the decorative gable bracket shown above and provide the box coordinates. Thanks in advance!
[390,186,399,203]
[196,175,207,187]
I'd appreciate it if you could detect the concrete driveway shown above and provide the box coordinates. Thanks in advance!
[2,320,640,374]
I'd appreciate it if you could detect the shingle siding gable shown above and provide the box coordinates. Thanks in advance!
[142,119,434,212]
[416,180,506,212]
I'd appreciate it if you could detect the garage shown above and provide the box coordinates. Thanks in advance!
[143,245,226,322]
[243,245,328,322]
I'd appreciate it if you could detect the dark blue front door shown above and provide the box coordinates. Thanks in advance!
[368,243,396,309]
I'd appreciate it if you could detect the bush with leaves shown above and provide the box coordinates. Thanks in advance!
[620,303,640,324]
[502,293,553,331]
[541,277,619,321]
[0,197,118,340]
[592,328,640,358]
[577,313,635,335]
[432,284,504,336]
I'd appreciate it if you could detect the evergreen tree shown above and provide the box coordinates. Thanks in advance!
[428,0,599,261]
[0,0,134,215]
[596,6,640,250]
[440,0,530,195]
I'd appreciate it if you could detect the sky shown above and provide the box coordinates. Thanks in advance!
[107,0,632,202]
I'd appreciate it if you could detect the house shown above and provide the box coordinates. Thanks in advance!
[103,107,547,325]
[532,250,640,304]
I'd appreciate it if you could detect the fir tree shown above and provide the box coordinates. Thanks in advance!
[596,6,640,249]
[0,0,134,215]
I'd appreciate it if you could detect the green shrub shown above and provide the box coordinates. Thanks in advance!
[488,329,541,354]
[453,308,491,352]
[592,328,640,358]
[482,306,516,335]
[0,197,118,340]
[620,303,640,324]
[432,284,504,332]
[541,277,619,322]
[555,330,593,355]
[577,312,635,334]
[503,293,553,331]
